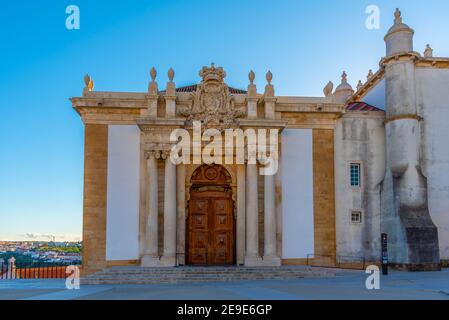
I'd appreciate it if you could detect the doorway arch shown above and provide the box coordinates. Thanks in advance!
[186,164,236,266]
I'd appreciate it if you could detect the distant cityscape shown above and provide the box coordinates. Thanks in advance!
[0,241,82,265]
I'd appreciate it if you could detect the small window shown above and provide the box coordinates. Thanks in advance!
[350,163,361,187]
[351,211,363,224]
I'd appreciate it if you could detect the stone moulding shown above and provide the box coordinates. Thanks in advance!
[384,114,423,124]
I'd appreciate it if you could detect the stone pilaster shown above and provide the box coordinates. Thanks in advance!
[176,164,186,265]
[244,162,262,266]
[236,164,246,265]
[141,150,161,266]
[161,151,177,266]
[263,172,281,265]
[82,124,108,275]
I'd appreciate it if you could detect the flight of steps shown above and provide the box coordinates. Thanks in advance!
[82,266,336,285]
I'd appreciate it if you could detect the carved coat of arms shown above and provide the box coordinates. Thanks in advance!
[178,64,246,130]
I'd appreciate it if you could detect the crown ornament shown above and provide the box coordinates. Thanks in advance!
[199,63,227,82]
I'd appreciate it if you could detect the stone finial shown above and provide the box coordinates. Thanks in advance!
[264,71,274,97]
[168,68,175,81]
[394,8,402,25]
[357,80,363,91]
[88,79,94,91]
[247,70,257,98]
[148,67,158,95]
[83,74,94,95]
[323,81,334,97]
[249,70,255,84]
[341,71,348,83]
[367,69,374,80]
[84,74,90,87]
[150,67,157,82]
[334,71,354,103]
[424,44,433,58]
[166,68,176,97]
[266,70,273,84]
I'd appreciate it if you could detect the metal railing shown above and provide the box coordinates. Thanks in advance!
[0,260,82,280]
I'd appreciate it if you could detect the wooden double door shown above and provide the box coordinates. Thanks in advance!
[187,187,235,265]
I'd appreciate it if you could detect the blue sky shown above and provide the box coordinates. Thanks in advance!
[1,0,449,241]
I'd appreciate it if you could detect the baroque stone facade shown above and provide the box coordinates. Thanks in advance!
[73,9,449,274]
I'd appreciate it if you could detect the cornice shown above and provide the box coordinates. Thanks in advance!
[276,103,345,114]
[239,119,288,130]
[136,118,185,131]
[380,51,422,66]
[415,58,449,69]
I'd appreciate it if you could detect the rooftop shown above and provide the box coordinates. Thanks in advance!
[346,101,384,112]
[160,84,247,94]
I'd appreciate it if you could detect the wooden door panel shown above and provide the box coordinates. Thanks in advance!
[189,231,208,265]
[187,192,235,265]
[214,214,229,230]
[213,199,228,213]
[192,199,208,212]
[210,198,234,265]
[188,198,209,265]
[191,214,207,229]
[211,231,232,265]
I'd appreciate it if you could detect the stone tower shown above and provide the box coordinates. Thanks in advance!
[381,9,440,270]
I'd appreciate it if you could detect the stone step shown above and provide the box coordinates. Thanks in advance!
[82,266,335,284]
[99,267,325,273]
[97,271,321,276]
[89,272,330,277]
[93,275,311,278]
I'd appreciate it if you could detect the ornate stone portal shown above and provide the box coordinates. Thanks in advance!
[135,64,288,267]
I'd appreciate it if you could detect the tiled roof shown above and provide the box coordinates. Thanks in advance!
[160,84,247,94]
[346,101,384,112]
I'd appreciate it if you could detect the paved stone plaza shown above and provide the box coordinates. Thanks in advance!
[1,269,449,300]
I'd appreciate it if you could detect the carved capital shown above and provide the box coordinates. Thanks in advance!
[145,150,159,160]
[146,149,171,160]
[161,150,171,160]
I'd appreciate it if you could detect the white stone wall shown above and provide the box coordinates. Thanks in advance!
[281,129,314,259]
[334,114,385,262]
[106,125,141,261]
[416,68,449,260]
[363,79,386,110]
